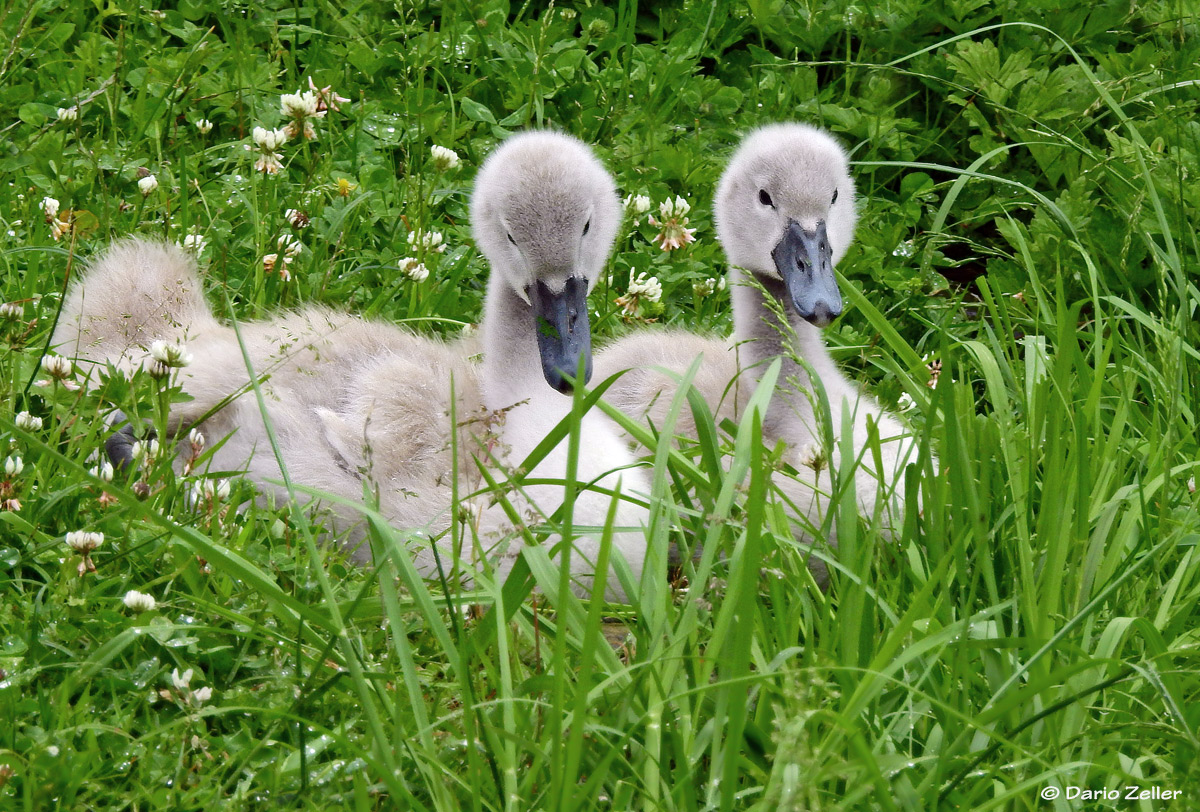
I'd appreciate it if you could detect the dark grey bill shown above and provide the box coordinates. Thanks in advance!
[770,219,842,327]
[531,275,592,394]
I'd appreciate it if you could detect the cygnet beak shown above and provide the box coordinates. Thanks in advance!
[771,219,842,327]
[531,275,592,394]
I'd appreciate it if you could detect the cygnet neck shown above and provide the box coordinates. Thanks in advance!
[480,270,556,411]
[732,269,834,437]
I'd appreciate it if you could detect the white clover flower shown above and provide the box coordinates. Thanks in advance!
[307,76,350,113]
[693,277,716,297]
[288,119,317,142]
[123,590,157,612]
[407,229,446,254]
[4,456,23,477]
[188,429,206,454]
[255,154,284,175]
[615,272,664,318]
[90,460,115,482]
[186,478,231,509]
[1188,476,1196,495]
[660,195,691,218]
[38,197,69,239]
[196,119,214,135]
[42,197,72,239]
[927,359,942,388]
[1,302,21,320]
[796,442,827,472]
[138,175,159,196]
[285,208,310,228]
[430,145,460,171]
[252,126,288,151]
[130,438,161,462]
[624,193,651,216]
[281,90,320,119]
[648,196,697,251]
[277,234,304,257]
[191,685,213,705]
[627,272,662,303]
[397,257,429,282]
[251,127,288,174]
[15,411,42,431]
[41,355,74,379]
[171,667,194,691]
[280,89,323,140]
[149,340,193,368]
[263,253,293,281]
[65,530,104,554]
[181,233,207,254]
[57,106,78,123]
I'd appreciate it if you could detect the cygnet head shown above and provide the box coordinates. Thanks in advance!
[715,123,858,327]
[472,131,621,393]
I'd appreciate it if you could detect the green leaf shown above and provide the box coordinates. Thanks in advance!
[459,97,496,125]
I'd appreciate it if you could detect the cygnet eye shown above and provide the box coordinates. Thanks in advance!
[831,188,839,205]
[507,232,517,246]
[759,189,774,207]
[582,219,590,236]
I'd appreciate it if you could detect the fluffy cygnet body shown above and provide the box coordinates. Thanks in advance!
[596,123,925,561]
[54,132,649,599]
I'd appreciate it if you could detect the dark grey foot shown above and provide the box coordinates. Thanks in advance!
[105,411,156,472]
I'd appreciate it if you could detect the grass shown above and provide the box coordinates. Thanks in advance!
[2,0,1199,809]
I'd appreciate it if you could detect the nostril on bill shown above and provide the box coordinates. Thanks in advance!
[807,302,838,327]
